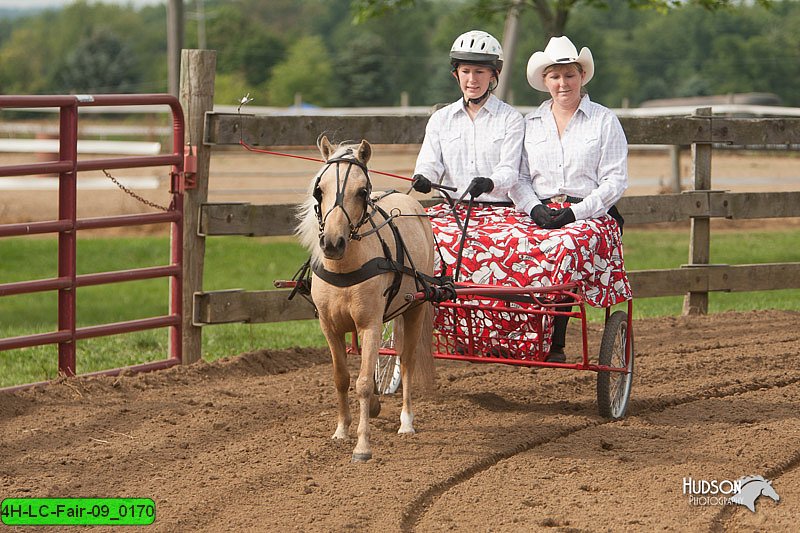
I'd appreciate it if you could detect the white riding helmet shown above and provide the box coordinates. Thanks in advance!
[450,30,504,72]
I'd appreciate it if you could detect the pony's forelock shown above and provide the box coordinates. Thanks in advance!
[327,142,358,161]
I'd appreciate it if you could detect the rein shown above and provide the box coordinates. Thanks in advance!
[239,139,413,182]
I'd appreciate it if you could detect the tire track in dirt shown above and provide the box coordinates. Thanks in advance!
[2,311,798,532]
[401,369,800,531]
[710,429,800,532]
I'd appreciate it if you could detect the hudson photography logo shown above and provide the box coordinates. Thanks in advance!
[682,475,780,512]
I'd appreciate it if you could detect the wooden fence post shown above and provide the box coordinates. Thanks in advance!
[682,107,712,316]
[178,49,216,364]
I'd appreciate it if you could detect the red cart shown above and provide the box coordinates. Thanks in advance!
[371,280,633,419]
[279,192,634,420]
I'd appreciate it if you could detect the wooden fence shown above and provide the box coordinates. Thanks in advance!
[178,51,800,364]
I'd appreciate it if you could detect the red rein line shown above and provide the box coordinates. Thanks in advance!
[239,139,413,182]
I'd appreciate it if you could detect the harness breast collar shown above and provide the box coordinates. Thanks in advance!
[312,193,417,320]
[309,154,420,320]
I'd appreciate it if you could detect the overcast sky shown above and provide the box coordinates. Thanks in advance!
[0,0,165,8]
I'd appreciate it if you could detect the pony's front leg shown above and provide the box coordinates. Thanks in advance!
[352,326,381,462]
[324,331,351,440]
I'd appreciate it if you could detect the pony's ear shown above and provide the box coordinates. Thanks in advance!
[356,140,372,165]
[319,135,334,161]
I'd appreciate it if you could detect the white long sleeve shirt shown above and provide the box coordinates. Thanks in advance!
[413,94,524,203]
[509,95,628,220]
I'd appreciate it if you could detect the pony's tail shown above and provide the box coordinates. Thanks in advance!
[412,302,436,393]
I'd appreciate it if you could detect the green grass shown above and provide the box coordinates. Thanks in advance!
[1,228,799,387]
[0,235,324,387]
[620,227,800,318]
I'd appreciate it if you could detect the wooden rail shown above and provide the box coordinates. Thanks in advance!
[186,107,800,347]
[205,113,800,147]
[193,260,800,325]
[197,191,800,237]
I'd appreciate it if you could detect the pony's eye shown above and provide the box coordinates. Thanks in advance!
[313,186,322,202]
[356,187,368,198]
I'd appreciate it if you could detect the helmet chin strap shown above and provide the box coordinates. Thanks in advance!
[464,90,490,106]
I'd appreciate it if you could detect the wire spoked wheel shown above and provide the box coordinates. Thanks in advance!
[374,320,402,395]
[597,310,634,419]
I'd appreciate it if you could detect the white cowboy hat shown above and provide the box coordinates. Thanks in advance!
[526,36,594,92]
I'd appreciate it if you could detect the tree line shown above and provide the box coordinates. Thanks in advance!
[0,0,797,109]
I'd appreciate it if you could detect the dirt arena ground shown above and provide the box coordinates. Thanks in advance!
[2,309,799,532]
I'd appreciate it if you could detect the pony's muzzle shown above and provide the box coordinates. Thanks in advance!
[320,234,346,260]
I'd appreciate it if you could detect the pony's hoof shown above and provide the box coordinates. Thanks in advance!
[369,397,381,418]
[398,427,416,436]
[351,452,372,463]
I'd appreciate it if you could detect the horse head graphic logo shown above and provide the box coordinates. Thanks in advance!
[730,476,780,513]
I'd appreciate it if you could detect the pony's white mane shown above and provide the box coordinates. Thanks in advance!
[295,141,362,266]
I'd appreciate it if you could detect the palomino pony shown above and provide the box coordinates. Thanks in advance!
[297,136,435,462]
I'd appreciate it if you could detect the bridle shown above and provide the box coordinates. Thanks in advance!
[312,152,374,241]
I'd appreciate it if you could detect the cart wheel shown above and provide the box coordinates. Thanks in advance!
[374,321,402,395]
[597,310,634,419]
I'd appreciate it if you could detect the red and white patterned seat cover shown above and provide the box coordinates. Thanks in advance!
[427,203,632,358]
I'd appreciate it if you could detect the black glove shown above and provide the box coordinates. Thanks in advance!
[530,204,554,227]
[543,207,576,229]
[466,177,494,198]
[411,174,432,193]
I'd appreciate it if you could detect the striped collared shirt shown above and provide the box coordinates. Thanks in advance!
[414,94,524,203]
[510,94,628,220]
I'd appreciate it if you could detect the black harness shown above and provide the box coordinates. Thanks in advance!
[296,154,453,321]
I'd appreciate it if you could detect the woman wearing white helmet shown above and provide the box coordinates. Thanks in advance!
[510,36,631,362]
[408,30,526,358]
[411,29,524,202]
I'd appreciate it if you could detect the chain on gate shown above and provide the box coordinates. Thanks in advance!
[102,169,173,211]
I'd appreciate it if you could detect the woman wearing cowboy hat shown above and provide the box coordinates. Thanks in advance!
[411,29,524,203]
[510,35,630,362]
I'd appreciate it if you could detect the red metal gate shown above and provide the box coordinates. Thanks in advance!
[0,94,186,388]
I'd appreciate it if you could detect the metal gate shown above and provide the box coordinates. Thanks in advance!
[0,94,186,389]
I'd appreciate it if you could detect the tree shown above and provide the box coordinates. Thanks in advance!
[57,31,140,93]
[353,0,773,101]
[203,4,252,74]
[2,0,795,106]
[355,0,771,40]
[237,34,286,86]
[331,32,392,106]
[0,26,50,93]
[266,36,334,106]
[331,0,451,105]
[0,1,155,94]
